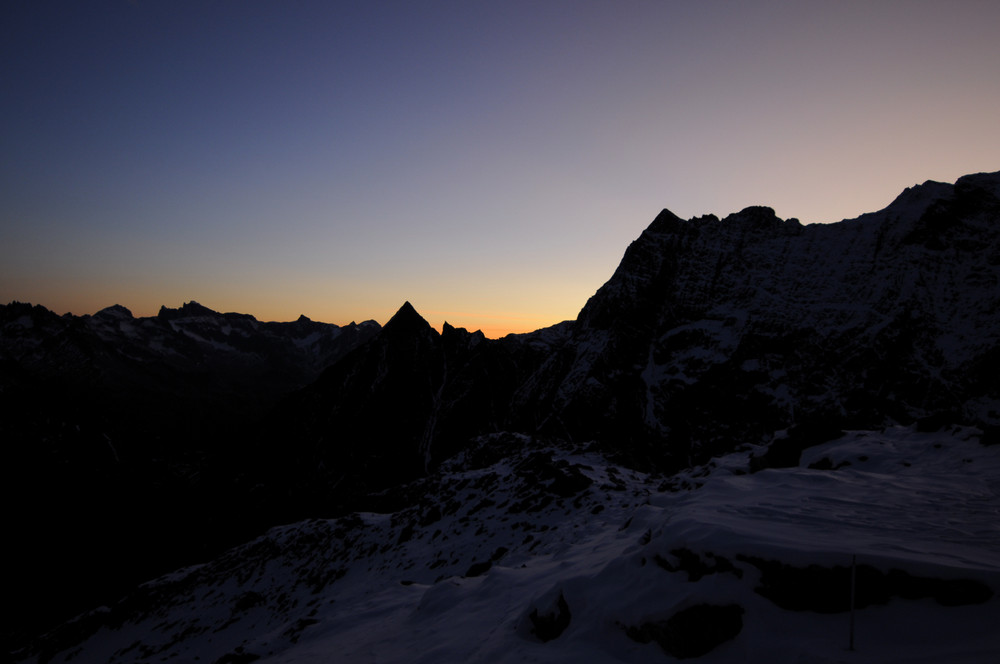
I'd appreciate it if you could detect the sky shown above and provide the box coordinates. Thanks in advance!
[2,1,998,337]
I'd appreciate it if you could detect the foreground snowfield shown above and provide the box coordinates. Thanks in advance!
[25,426,1000,663]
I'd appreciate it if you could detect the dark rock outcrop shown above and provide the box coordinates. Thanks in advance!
[737,556,995,612]
[528,592,572,642]
[626,603,744,658]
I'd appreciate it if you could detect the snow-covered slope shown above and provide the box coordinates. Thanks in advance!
[18,426,1000,663]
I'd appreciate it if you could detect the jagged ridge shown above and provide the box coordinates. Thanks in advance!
[260,171,1000,496]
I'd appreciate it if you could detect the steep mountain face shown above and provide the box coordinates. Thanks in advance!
[514,171,1000,467]
[0,301,379,643]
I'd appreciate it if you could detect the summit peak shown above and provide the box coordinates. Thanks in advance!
[384,301,432,335]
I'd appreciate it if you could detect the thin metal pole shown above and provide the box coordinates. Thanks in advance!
[849,554,857,651]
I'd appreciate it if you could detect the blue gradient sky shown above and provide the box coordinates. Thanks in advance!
[3,1,998,336]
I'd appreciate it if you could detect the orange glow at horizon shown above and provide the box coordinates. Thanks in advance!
[2,291,573,340]
[421,309,570,338]
[2,2,999,337]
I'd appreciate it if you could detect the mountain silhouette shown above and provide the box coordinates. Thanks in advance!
[4,171,999,654]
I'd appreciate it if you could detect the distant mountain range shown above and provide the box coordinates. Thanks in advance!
[5,170,1000,661]
[0,300,380,643]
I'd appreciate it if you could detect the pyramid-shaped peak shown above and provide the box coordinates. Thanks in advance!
[384,301,432,334]
[646,208,684,233]
[393,301,419,319]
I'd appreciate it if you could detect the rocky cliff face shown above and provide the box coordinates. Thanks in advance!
[511,171,1000,467]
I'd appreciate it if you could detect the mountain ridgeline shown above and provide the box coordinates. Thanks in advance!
[3,170,999,648]
[251,170,1000,505]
